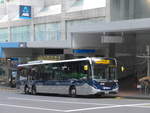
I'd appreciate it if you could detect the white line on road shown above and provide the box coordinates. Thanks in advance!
[0,102,150,112]
[8,97,115,106]
[6,97,150,112]
[0,103,65,112]
[64,103,150,112]
[134,106,150,109]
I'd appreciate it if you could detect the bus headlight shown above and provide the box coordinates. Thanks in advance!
[100,82,105,85]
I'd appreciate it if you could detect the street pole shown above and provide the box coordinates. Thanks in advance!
[146,45,150,76]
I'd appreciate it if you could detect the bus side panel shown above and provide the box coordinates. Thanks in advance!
[76,83,95,95]
[52,86,69,95]
[20,84,25,92]
[36,84,49,93]
[36,81,70,95]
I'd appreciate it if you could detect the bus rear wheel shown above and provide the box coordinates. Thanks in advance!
[24,86,29,94]
[69,86,76,97]
[31,86,37,95]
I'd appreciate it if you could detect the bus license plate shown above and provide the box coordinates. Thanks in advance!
[105,91,109,94]
[103,87,111,90]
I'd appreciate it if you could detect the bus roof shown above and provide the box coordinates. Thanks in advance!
[18,57,116,67]
[18,57,92,67]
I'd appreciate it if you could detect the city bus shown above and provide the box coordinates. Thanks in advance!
[17,57,119,97]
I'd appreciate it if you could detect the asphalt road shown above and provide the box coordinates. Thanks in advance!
[0,89,150,113]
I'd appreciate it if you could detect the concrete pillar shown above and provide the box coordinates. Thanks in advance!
[120,0,126,20]
[61,0,67,40]
[109,0,121,21]
[106,0,111,22]
[31,4,35,41]
[109,43,116,57]
[60,21,66,40]
[8,25,11,42]
[30,23,35,42]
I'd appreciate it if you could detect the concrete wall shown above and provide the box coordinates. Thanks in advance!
[0,4,6,16]
[27,41,71,48]
[109,0,134,21]
[45,0,61,7]
[110,0,150,21]
[72,33,101,49]
[134,0,150,19]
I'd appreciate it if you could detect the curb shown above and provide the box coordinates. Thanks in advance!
[118,95,150,100]
[0,87,18,92]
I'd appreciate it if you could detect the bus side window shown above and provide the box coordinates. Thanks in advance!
[43,64,52,81]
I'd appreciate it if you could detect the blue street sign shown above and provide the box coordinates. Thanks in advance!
[73,49,96,53]
[19,5,32,19]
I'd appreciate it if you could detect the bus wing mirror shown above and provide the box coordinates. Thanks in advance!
[121,66,125,72]
[84,65,88,71]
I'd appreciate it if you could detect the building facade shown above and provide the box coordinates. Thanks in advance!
[0,0,107,83]
[0,0,107,59]
[0,0,150,83]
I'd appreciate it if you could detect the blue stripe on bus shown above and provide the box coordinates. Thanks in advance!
[24,80,118,91]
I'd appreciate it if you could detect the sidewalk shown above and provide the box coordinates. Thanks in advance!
[117,90,150,99]
[0,81,17,91]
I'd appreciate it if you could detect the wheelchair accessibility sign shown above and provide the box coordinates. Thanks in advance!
[19,5,32,19]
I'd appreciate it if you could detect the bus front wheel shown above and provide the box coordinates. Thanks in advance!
[69,86,76,97]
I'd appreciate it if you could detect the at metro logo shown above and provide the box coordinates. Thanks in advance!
[19,5,32,19]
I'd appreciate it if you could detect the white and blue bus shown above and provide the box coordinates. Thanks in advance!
[18,57,119,97]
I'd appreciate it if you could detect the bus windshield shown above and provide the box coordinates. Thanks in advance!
[93,63,117,81]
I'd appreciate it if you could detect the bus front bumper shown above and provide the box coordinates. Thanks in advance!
[91,87,119,95]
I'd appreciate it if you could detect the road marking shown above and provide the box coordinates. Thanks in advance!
[64,105,125,112]
[0,102,150,112]
[135,106,150,108]
[8,97,115,106]
[64,103,150,112]
[0,103,65,112]
[6,97,150,112]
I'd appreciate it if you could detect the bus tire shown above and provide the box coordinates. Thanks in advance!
[69,86,76,97]
[24,86,29,94]
[31,86,37,95]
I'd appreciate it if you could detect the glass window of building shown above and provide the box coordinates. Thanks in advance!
[71,0,83,7]
[67,0,106,12]
[11,26,31,42]
[46,23,61,41]
[35,23,61,41]
[0,28,8,42]
[35,24,46,41]
[0,0,4,4]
